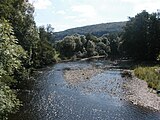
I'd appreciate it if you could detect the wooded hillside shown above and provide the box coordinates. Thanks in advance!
[54,22,126,40]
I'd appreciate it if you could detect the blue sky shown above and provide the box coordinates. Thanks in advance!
[29,0,160,32]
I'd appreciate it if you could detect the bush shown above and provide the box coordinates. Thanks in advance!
[0,81,21,120]
[134,66,160,90]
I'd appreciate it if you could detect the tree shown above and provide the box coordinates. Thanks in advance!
[56,36,76,59]
[86,40,97,56]
[0,19,25,119]
[105,34,121,58]
[94,36,110,56]
[0,81,21,120]
[38,25,55,43]
[0,0,41,67]
[121,10,160,60]
[0,19,26,84]
[46,24,55,43]
[147,13,160,60]
[0,1,59,119]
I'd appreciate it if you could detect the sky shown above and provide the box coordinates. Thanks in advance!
[29,0,160,32]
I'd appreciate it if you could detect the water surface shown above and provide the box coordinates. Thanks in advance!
[10,61,160,120]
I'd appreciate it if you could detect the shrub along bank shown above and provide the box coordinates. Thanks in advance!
[134,66,160,91]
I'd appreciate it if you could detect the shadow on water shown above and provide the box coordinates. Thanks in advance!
[9,61,160,120]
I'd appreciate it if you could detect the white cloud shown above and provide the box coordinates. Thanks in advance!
[134,1,160,13]
[70,4,98,23]
[121,0,160,13]
[75,18,87,23]
[65,15,77,20]
[71,4,97,18]
[121,0,158,3]
[56,10,66,15]
[29,0,52,10]
[32,0,160,32]
[53,24,72,32]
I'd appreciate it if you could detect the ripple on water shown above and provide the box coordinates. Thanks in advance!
[9,61,160,120]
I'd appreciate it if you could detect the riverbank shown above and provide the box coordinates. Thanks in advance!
[63,65,160,111]
[123,71,160,111]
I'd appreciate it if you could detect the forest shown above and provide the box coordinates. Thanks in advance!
[0,0,160,119]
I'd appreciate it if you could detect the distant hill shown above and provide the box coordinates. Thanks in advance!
[54,21,126,40]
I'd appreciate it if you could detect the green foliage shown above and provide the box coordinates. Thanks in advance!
[105,34,121,57]
[121,10,160,60]
[31,25,60,68]
[33,40,59,67]
[55,34,111,59]
[0,19,25,119]
[39,25,55,43]
[0,0,42,68]
[86,40,97,56]
[134,66,160,90]
[0,0,59,68]
[0,19,26,83]
[0,82,21,120]
[0,1,59,119]
[57,36,76,59]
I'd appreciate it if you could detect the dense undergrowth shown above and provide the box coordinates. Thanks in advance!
[134,66,160,91]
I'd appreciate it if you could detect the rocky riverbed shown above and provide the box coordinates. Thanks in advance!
[64,67,103,85]
[64,66,160,111]
[10,61,160,120]
[123,72,160,111]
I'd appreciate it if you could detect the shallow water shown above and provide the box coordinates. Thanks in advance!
[9,61,160,120]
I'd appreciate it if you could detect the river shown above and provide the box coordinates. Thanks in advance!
[9,60,160,120]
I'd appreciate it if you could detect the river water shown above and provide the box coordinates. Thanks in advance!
[10,61,160,120]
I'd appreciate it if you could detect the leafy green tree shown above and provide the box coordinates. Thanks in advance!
[0,1,59,119]
[96,41,107,55]
[56,36,76,59]
[0,0,41,67]
[0,82,21,120]
[27,25,59,68]
[55,34,112,58]
[0,19,26,84]
[46,24,55,43]
[86,40,97,56]
[80,35,87,44]
[38,25,55,42]
[39,26,48,41]
[85,34,97,47]
[121,10,158,60]
[72,34,83,53]
[0,19,25,119]
[35,40,59,67]
[147,13,160,60]
[105,34,121,58]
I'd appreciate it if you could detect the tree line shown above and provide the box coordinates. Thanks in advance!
[0,0,58,119]
[121,10,160,61]
[54,33,121,60]
[56,10,160,62]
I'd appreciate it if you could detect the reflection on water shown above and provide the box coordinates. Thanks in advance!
[9,61,160,120]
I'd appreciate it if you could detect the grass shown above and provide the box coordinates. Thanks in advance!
[134,66,160,91]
